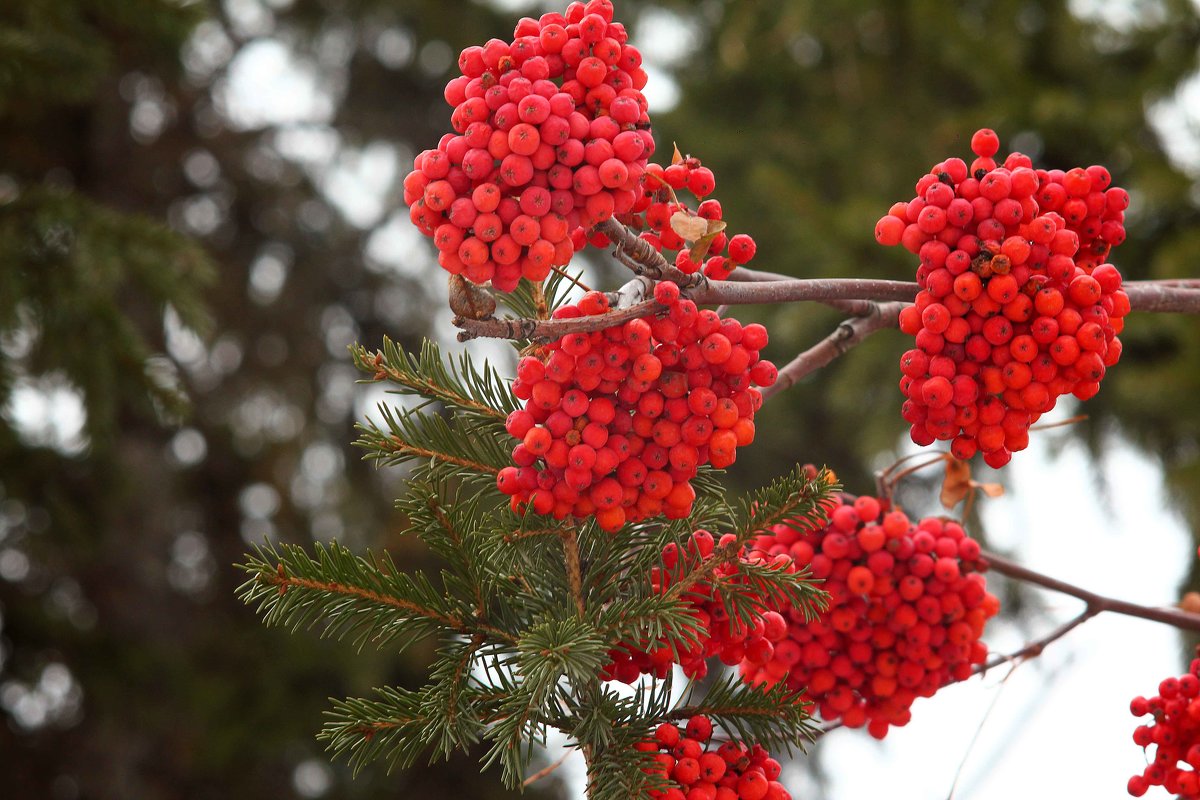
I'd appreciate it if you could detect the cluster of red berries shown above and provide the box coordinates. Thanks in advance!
[402,0,653,292]
[740,493,998,738]
[637,716,791,800]
[613,155,759,281]
[875,128,1130,467]
[497,282,776,531]
[603,529,794,683]
[1128,658,1200,798]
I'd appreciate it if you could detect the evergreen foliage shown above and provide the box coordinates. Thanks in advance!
[240,322,836,796]
[0,187,214,438]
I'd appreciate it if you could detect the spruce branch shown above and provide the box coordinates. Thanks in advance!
[710,559,827,632]
[499,269,583,321]
[668,673,820,756]
[397,482,502,615]
[355,402,509,477]
[351,337,516,421]
[237,541,515,647]
[517,617,611,690]
[319,683,506,774]
[665,466,837,608]
[478,679,572,788]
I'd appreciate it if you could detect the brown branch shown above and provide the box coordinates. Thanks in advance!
[687,278,919,306]
[1124,282,1200,313]
[453,274,1200,343]
[456,299,662,342]
[763,301,906,399]
[981,549,1200,632]
[593,217,707,288]
[605,276,654,310]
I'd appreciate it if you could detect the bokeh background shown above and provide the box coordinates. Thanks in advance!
[2,0,1199,798]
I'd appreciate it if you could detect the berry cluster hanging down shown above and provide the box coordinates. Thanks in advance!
[603,528,795,683]
[638,716,792,800]
[875,128,1130,467]
[740,493,998,738]
[402,0,652,291]
[497,282,777,531]
[1128,657,1200,798]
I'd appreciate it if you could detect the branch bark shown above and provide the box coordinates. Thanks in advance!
[764,301,906,399]
[981,549,1200,632]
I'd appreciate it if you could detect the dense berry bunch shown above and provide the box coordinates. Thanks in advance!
[402,0,653,291]
[609,154,759,281]
[1128,658,1200,798]
[741,494,998,738]
[603,529,795,683]
[637,716,792,800]
[875,129,1130,467]
[497,285,777,531]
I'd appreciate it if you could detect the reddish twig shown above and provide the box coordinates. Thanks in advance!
[980,607,1100,672]
[523,747,576,787]
[981,549,1200,632]
[763,301,907,399]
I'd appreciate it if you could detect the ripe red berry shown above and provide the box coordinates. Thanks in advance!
[876,128,1127,465]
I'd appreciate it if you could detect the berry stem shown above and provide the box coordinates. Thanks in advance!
[981,549,1200,632]
[593,217,707,288]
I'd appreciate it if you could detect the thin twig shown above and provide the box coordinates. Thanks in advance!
[523,747,576,787]
[979,607,1100,672]
[946,661,1021,800]
[763,301,907,399]
[981,549,1200,631]
[550,265,594,293]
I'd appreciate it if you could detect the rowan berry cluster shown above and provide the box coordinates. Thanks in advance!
[1128,658,1200,798]
[611,155,759,280]
[402,0,653,292]
[497,283,777,531]
[740,493,998,738]
[637,716,792,800]
[603,529,795,683]
[875,128,1130,467]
